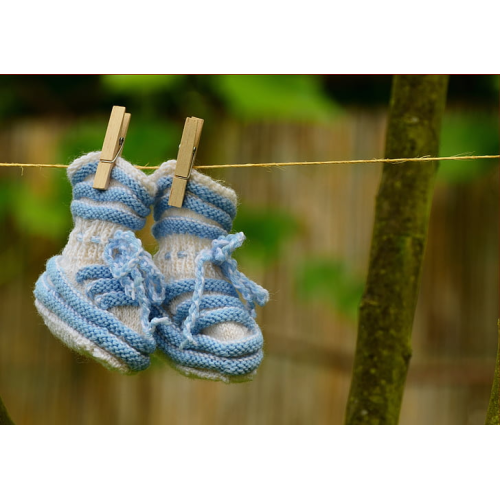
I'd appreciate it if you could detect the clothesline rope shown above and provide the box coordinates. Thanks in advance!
[0,154,499,171]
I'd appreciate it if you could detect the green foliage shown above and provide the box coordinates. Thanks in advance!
[232,206,299,267]
[102,75,185,95]
[0,84,18,118]
[9,172,72,241]
[212,75,342,122]
[492,75,500,92]
[0,171,71,284]
[0,182,11,221]
[295,259,364,320]
[438,111,499,183]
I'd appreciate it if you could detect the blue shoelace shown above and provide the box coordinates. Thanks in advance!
[77,230,166,335]
[164,232,269,349]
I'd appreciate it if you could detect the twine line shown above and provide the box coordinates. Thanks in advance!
[0,154,498,171]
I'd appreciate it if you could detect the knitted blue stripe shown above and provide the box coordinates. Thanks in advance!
[96,292,138,310]
[70,161,154,208]
[34,273,150,371]
[79,231,166,336]
[155,331,263,375]
[85,278,124,300]
[71,201,146,231]
[164,278,238,306]
[110,167,154,208]
[45,257,155,355]
[76,266,113,282]
[70,161,100,185]
[73,182,151,217]
[154,322,264,358]
[152,217,227,241]
[151,304,263,358]
[173,295,246,323]
[154,194,233,232]
[157,175,237,219]
[190,307,257,335]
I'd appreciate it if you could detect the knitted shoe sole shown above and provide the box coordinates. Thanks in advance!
[34,255,154,374]
[166,357,256,383]
[34,298,129,372]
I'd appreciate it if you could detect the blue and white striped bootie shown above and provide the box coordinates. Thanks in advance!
[34,152,165,374]
[149,161,269,382]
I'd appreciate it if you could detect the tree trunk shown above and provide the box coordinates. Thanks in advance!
[485,322,500,424]
[0,396,14,425]
[345,75,449,424]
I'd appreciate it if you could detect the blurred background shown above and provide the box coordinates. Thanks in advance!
[0,75,498,424]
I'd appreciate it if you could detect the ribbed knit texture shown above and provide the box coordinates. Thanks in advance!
[34,152,162,374]
[150,161,269,383]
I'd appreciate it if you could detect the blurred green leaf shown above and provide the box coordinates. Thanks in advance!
[438,111,499,183]
[492,75,500,92]
[0,85,18,119]
[0,181,13,224]
[11,174,72,241]
[0,245,25,285]
[102,75,184,95]
[213,75,341,122]
[232,206,299,267]
[295,258,364,319]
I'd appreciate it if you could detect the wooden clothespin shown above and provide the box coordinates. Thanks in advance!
[168,117,204,207]
[93,106,131,190]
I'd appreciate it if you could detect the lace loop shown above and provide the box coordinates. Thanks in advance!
[95,230,167,335]
[180,232,269,349]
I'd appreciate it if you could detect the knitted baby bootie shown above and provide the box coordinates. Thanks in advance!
[34,152,165,374]
[149,161,269,383]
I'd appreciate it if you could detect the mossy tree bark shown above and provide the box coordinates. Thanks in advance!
[0,396,14,425]
[345,75,449,425]
[485,322,500,424]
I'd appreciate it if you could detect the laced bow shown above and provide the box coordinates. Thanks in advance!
[103,230,166,335]
[179,232,269,348]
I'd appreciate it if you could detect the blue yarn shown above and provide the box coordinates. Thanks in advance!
[180,232,269,346]
[69,159,155,231]
[85,278,124,300]
[76,266,113,282]
[154,318,263,358]
[156,175,237,219]
[163,278,239,306]
[155,333,264,375]
[73,182,151,217]
[95,292,138,310]
[71,201,146,231]
[188,307,258,336]
[152,217,227,241]
[70,161,154,208]
[154,193,234,232]
[35,274,151,371]
[173,295,246,323]
[44,256,156,354]
[101,230,166,335]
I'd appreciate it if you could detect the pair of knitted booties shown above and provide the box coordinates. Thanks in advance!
[34,152,269,382]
